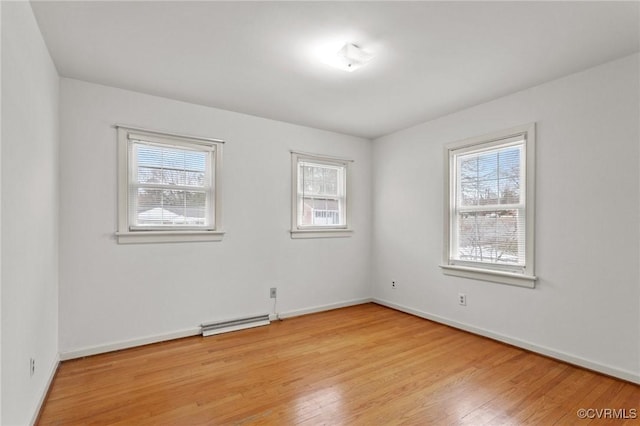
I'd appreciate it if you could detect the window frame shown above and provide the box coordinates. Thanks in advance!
[116,125,224,244]
[441,123,536,287]
[290,151,353,239]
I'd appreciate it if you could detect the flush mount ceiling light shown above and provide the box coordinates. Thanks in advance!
[333,43,374,72]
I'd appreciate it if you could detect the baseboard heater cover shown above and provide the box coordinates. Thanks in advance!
[201,314,270,337]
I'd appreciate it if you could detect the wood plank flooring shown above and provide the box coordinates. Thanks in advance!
[38,303,639,425]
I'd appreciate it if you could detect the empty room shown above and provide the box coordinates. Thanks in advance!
[2,1,639,424]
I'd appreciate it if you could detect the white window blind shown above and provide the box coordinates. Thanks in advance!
[442,123,536,287]
[451,139,525,270]
[129,140,214,230]
[116,126,224,244]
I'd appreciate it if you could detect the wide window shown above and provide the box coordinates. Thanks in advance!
[116,126,224,243]
[291,152,352,238]
[442,124,536,287]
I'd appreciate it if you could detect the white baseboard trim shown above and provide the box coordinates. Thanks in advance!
[30,353,60,426]
[277,297,373,320]
[372,298,640,385]
[58,298,373,360]
[56,298,639,384]
[60,327,201,361]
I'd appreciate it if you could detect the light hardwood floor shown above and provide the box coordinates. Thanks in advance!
[38,303,638,425]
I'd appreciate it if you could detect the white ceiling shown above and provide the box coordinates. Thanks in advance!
[31,1,639,139]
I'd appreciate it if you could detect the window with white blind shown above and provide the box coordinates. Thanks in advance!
[291,152,352,238]
[442,124,536,287]
[116,126,224,243]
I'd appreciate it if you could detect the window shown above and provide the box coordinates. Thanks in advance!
[291,152,352,238]
[116,126,224,243]
[442,124,536,287]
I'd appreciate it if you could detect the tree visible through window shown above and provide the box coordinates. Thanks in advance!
[455,144,523,265]
[443,124,536,286]
[116,126,224,243]
[132,142,210,228]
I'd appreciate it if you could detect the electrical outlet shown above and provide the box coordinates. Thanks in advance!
[30,358,35,377]
[270,287,277,299]
[458,293,467,306]
[392,281,397,289]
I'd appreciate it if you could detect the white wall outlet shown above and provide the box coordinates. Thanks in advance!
[30,358,35,377]
[458,293,467,306]
[392,281,397,289]
[270,287,277,299]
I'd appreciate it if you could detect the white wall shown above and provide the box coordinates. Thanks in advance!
[372,54,640,382]
[1,2,60,425]
[0,1,3,422]
[59,78,372,355]
[0,2,3,422]
[2,9,635,424]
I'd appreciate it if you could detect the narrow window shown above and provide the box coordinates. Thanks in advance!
[442,124,536,287]
[291,152,352,238]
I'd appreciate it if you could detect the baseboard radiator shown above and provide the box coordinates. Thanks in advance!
[201,314,270,337]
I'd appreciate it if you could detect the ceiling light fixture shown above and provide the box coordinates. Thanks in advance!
[333,43,374,72]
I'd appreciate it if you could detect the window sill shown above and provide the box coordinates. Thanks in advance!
[116,230,225,244]
[440,264,536,288]
[290,229,353,239]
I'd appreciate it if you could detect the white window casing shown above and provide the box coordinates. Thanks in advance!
[290,151,353,239]
[441,123,536,287]
[116,125,224,243]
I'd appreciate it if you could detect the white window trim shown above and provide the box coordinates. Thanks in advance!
[441,123,536,288]
[290,151,353,239]
[116,125,225,244]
